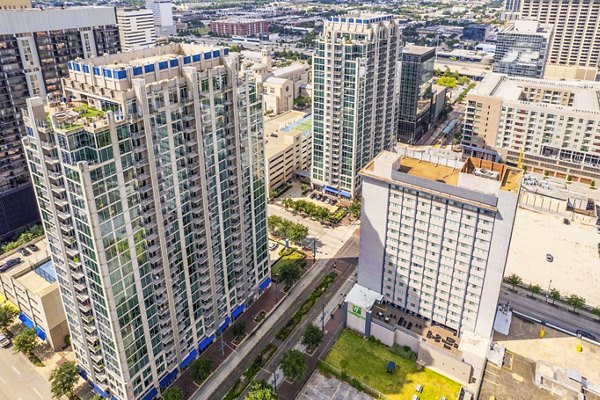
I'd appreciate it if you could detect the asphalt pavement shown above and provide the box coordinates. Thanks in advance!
[499,288,600,339]
[0,346,52,400]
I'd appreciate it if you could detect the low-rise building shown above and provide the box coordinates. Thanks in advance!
[262,77,294,115]
[0,239,68,350]
[462,73,600,184]
[210,18,271,36]
[264,111,312,196]
[463,24,490,42]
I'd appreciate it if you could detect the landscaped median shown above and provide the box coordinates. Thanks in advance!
[223,344,277,400]
[319,329,461,400]
[276,272,337,341]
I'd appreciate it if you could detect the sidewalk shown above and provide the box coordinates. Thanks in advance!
[189,228,359,399]
[173,282,286,398]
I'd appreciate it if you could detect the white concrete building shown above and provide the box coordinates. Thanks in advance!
[22,44,269,400]
[116,8,156,52]
[264,111,312,195]
[358,148,521,338]
[311,14,400,199]
[145,0,175,36]
[346,148,522,390]
[462,73,600,184]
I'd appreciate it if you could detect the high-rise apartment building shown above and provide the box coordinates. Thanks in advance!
[462,73,600,184]
[493,20,553,78]
[210,19,272,37]
[504,0,521,12]
[117,8,157,52]
[520,0,600,80]
[22,43,269,400]
[358,148,521,338]
[0,7,120,240]
[311,14,400,199]
[397,45,435,144]
[145,0,175,36]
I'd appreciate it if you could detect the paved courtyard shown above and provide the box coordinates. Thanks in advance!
[297,371,373,400]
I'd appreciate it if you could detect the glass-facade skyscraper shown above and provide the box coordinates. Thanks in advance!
[22,44,269,400]
[397,45,435,145]
[311,14,399,198]
[0,7,120,240]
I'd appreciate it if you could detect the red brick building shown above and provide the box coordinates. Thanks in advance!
[210,19,271,36]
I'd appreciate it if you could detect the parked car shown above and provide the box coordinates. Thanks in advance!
[597,226,600,234]
[546,254,554,262]
[310,193,317,200]
[540,181,551,190]
[576,329,597,341]
[1,258,24,272]
[28,244,39,252]
[18,248,30,257]
[268,241,278,251]
[563,218,571,225]
[0,334,11,348]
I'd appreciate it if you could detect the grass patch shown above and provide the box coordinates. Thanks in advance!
[276,272,337,340]
[271,251,306,281]
[323,330,461,400]
[223,343,277,400]
[74,104,105,118]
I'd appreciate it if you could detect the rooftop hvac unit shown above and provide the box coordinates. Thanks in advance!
[473,167,499,181]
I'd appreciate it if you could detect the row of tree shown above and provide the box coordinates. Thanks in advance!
[267,215,309,244]
[505,274,596,314]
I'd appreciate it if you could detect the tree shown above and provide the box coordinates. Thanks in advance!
[49,361,79,400]
[13,328,38,357]
[279,263,302,287]
[590,180,596,189]
[0,303,18,335]
[191,358,213,383]
[549,288,561,304]
[565,294,586,312]
[280,349,306,382]
[528,284,542,296]
[301,324,324,349]
[591,307,600,318]
[246,381,277,400]
[505,274,522,290]
[348,199,361,218]
[162,386,184,400]
[436,76,457,88]
[232,322,246,338]
[287,223,308,243]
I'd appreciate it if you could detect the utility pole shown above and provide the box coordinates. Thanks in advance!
[313,237,317,266]
[321,303,325,330]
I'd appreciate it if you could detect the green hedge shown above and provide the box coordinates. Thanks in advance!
[223,343,277,400]
[272,251,306,281]
[1,225,44,254]
[276,272,337,340]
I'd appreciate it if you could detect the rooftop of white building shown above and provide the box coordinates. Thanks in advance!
[361,149,523,194]
[471,73,600,114]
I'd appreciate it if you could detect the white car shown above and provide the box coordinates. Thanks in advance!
[0,334,11,348]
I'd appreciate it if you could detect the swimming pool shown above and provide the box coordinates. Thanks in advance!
[34,259,56,284]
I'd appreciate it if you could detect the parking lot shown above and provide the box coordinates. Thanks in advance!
[504,204,600,306]
[297,371,373,400]
[0,238,48,275]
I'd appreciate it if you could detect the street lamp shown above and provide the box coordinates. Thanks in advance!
[546,279,552,302]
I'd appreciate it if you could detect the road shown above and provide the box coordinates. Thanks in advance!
[499,288,600,339]
[0,346,52,400]
[245,236,359,398]
[189,220,358,400]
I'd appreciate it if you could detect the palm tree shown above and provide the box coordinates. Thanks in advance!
[505,274,522,291]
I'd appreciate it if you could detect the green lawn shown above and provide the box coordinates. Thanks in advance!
[324,330,461,400]
[74,104,105,118]
[271,251,305,280]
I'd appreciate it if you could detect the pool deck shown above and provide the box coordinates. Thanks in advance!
[0,238,54,295]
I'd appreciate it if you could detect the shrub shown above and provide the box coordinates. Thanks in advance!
[391,344,417,361]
